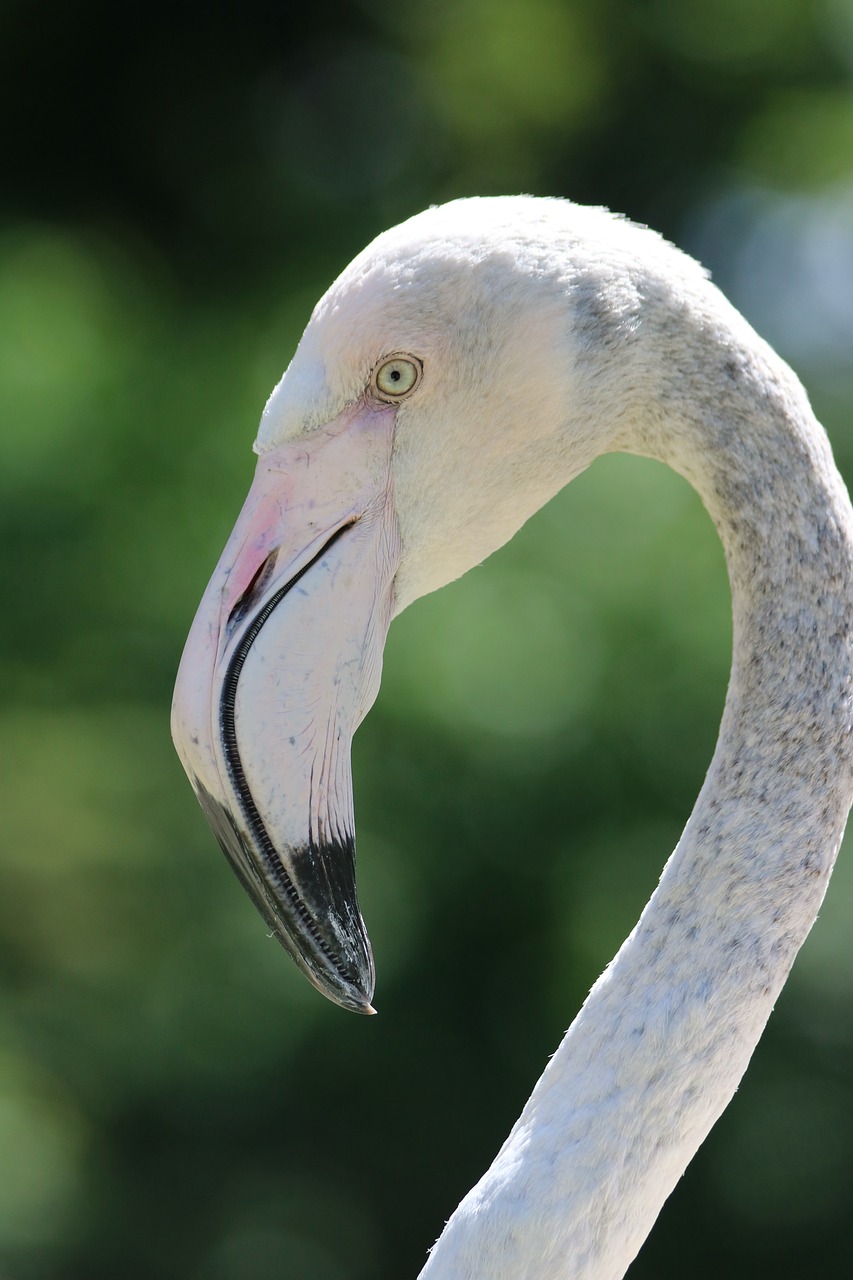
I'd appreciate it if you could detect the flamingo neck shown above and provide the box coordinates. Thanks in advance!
[420,299,853,1280]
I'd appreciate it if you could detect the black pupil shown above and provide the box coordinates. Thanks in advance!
[391,368,401,381]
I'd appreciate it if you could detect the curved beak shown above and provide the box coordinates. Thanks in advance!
[171,402,400,1013]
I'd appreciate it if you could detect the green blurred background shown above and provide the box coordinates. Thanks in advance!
[2,0,853,1276]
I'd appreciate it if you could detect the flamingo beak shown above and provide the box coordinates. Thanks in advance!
[171,402,400,1013]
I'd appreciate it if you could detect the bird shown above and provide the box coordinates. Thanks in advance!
[171,196,853,1280]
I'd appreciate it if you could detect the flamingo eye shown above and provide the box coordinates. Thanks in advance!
[372,354,422,401]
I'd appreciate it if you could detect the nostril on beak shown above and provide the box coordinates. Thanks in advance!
[226,549,279,636]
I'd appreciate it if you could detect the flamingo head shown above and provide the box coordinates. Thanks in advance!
[170,196,670,1010]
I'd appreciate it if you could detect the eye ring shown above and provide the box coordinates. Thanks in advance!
[371,353,423,402]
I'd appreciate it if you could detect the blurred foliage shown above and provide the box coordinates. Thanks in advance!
[2,0,853,1277]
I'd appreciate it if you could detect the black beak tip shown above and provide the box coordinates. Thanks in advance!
[330,981,378,1016]
[294,927,376,1016]
[191,778,377,1015]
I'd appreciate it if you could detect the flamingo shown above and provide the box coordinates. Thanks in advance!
[171,196,853,1280]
